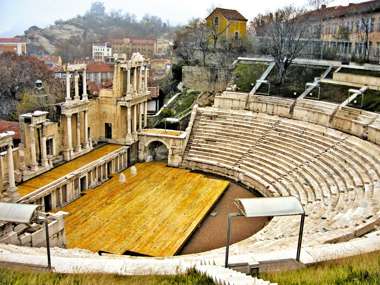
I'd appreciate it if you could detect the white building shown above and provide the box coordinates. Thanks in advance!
[92,42,112,62]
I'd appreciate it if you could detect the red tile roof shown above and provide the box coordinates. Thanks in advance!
[0,120,21,140]
[111,37,156,45]
[305,0,380,21]
[207,8,248,21]
[87,63,113,73]
[0,37,25,43]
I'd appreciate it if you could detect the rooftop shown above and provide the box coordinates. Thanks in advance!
[87,63,113,73]
[305,0,380,21]
[207,8,248,22]
[0,37,26,44]
[0,120,20,140]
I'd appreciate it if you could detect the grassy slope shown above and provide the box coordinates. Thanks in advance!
[0,267,214,285]
[262,251,380,285]
[233,63,268,92]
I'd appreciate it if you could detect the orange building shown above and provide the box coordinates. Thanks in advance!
[0,38,27,55]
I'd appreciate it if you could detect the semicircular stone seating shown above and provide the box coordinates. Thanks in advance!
[182,106,380,257]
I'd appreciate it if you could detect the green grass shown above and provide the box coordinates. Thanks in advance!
[0,267,215,285]
[233,63,268,92]
[349,89,380,113]
[262,251,380,285]
[259,64,326,98]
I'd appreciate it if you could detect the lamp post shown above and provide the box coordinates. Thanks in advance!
[38,212,52,270]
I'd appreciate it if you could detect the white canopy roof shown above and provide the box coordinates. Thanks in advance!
[0,202,40,224]
[234,197,304,218]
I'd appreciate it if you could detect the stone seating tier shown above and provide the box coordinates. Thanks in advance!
[182,107,380,250]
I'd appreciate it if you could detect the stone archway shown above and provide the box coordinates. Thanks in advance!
[146,140,169,163]
[138,131,186,167]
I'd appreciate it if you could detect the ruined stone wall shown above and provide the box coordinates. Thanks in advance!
[0,212,66,248]
[182,66,230,92]
[333,73,380,89]
[214,91,380,146]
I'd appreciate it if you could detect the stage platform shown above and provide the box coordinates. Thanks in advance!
[17,144,122,197]
[63,162,229,256]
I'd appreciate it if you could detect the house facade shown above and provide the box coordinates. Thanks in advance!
[206,8,248,45]
[306,0,380,61]
[92,42,112,62]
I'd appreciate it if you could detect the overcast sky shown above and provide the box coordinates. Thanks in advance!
[0,0,363,37]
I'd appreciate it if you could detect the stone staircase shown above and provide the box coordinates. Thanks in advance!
[196,264,277,285]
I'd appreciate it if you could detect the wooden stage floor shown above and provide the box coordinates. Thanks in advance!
[17,144,122,197]
[62,162,229,257]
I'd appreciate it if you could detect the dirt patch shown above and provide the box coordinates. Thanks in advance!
[179,183,269,255]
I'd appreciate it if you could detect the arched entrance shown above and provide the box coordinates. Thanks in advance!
[146,141,169,163]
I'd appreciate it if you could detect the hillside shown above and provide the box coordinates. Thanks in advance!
[24,2,176,60]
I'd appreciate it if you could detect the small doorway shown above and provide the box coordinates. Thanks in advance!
[105,123,112,139]
[47,138,54,156]
[147,141,169,163]
[107,161,112,178]
[44,194,52,212]
[80,176,87,192]
[98,166,102,182]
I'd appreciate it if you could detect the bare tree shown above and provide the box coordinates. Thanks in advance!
[252,6,310,85]
[307,0,332,10]
[357,16,372,62]
[173,19,211,66]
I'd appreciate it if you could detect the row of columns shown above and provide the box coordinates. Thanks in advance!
[66,70,88,102]
[65,110,89,158]
[34,150,128,210]
[126,66,149,96]
[127,102,148,138]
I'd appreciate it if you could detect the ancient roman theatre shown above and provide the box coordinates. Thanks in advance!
[1,55,380,284]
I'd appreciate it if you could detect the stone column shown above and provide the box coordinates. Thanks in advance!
[0,156,4,186]
[133,67,137,93]
[84,110,89,149]
[74,72,80,100]
[127,68,131,95]
[66,114,73,158]
[138,103,143,131]
[29,125,38,171]
[139,66,143,93]
[7,143,18,200]
[82,69,88,100]
[133,105,137,133]
[144,67,148,92]
[66,72,71,101]
[144,101,148,128]
[40,126,49,168]
[76,113,81,152]
[127,106,132,137]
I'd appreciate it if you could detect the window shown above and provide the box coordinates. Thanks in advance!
[105,123,112,139]
[234,31,239,40]
[214,16,219,26]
